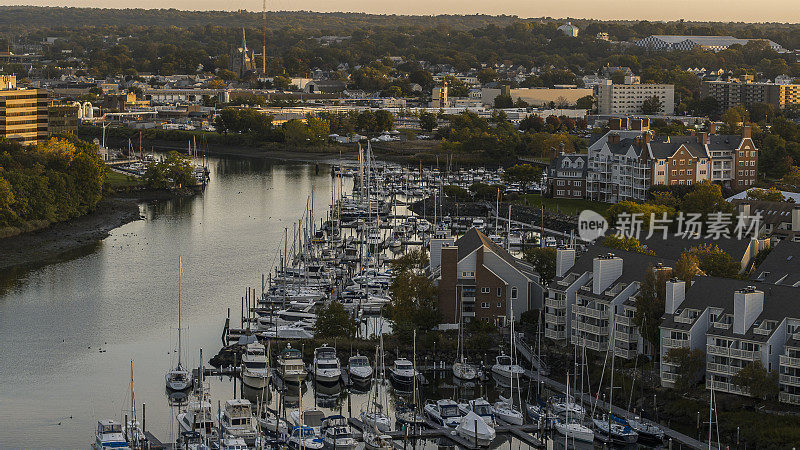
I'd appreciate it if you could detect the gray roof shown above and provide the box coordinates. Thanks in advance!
[751,240,800,287]
[648,136,709,159]
[453,228,538,279]
[730,199,800,226]
[550,243,675,289]
[707,134,745,152]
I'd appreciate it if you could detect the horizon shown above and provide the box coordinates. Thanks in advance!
[2,1,800,24]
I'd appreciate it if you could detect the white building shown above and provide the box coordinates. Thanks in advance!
[594,79,675,116]
[558,22,579,38]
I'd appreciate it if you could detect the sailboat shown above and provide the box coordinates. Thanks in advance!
[553,373,593,443]
[592,324,638,444]
[395,330,425,426]
[493,305,524,425]
[452,293,477,381]
[125,361,146,448]
[166,257,193,391]
[361,346,391,432]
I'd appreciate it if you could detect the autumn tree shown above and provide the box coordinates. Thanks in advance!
[746,188,784,202]
[314,301,356,339]
[731,361,779,401]
[523,247,556,284]
[685,243,740,278]
[600,235,655,255]
[680,180,734,220]
[674,251,701,283]
[665,348,706,392]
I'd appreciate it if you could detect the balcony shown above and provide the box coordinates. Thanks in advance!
[615,333,637,343]
[661,372,680,383]
[614,347,637,359]
[615,315,634,326]
[707,345,756,361]
[545,298,566,309]
[545,328,566,340]
[575,321,604,336]
[780,355,800,368]
[545,313,566,325]
[707,380,750,396]
[707,362,741,376]
[662,337,689,349]
[674,315,695,325]
[779,392,800,405]
[779,374,800,387]
[573,304,606,320]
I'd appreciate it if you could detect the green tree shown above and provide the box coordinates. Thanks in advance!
[686,243,740,278]
[494,94,513,108]
[443,185,471,201]
[575,95,594,110]
[374,109,394,131]
[640,95,663,115]
[419,111,437,132]
[731,361,779,401]
[633,265,673,355]
[746,187,784,202]
[283,119,310,145]
[600,235,655,255]
[387,250,439,342]
[782,166,800,188]
[144,151,194,188]
[665,348,706,392]
[305,116,330,145]
[523,247,556,284]
[681,180,734,220]
[502,164,542,192]
[314,301,356,339]
[477,68,497,84]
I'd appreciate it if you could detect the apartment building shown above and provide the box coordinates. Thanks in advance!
[594,79,675,115]
[585,118,653,202]
[544,245,673,359]
[731,201,800,242]
[429,228,542,327]
[0,75,49,145]
[546,153,587,199]
[659,277,800,405]
[701,80,800,111]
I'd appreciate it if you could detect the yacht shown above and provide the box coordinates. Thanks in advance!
[549,394,586,420]
[219,435,248,450]
[593,414,639,445]
[219,399,258,442]
[456,411,496,447]
[628,416,665,442]
[177,401,218,441]
[424,399,463,427]
[276,344,307,383]
[92,420,130,450]
[554,418,594,443]
[321,415,357,449]
[287,426,324,449]
[363,431,393,450]
[389,358,418,385]
[492,396,524,425]
[290,409,326,435]
[166,258,193,392]
[347,354,373,383]
[457,398,495,426]
[241,342,270,389]
[312,345,341,385]
[490,352,524,380]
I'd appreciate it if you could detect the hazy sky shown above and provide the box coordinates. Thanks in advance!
[2,0,799,23]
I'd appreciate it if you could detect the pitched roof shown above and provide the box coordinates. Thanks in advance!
[751,240,800,287]
[453,227,537,278]
[730,199,800,226]
[550,243,675,288]
[639,233,753,261]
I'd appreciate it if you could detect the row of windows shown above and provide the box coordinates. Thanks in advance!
[556,180,582,187]
[738,170,756,177]
[739,160,756,166]
[556,190,583,196]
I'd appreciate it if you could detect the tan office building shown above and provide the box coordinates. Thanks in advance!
[0,76,49,145]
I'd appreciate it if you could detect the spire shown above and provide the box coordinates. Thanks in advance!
[241,27,247,51]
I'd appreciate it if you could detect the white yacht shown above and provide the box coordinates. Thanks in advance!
[549,395,586,420]
[424,399,463,428]
[492,396,524,425]
[177,400,218,441]
[363,431,393,450]
[389,358,418,385]
[276,344,307,383]
[92,420,130,450]
[241,341,270,389]
[457,398,495,426]
[347,354,373,383]
[287,425,324,449]
[290,409,326,435]
[219,399,258,442]
[166,257,193,392]
[312,345,341,385]
[456,411,496,447]
[321,415,357,449]
[490,353,524,380]
[554,419,594,443]
[219,435,248,450]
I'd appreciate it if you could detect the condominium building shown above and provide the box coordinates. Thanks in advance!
[544,245,674,359]
[546,153,587,199]
[429,227,542,327]
[701,80,800,111]
[594,79,675,115]
[659,276,800,405]
[0,75,49,145]
[585,118,653,203]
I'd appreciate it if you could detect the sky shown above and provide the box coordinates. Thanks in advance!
[1,0,799,23]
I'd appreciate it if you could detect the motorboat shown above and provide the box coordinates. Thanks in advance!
[347,354,373,383]
[456,411,496,447]
[241,342,270,389]
[389,358,418,385]
[457,398,495,426]
[363,431,393,450]
[423,399,463,428]
[219,399,258,442]
[290,409,326,435]
[256,408,289,436]
[92,420,130,450]
[492,396,524,425]
[287,426,324,449]
[360,406,391,434]
[554,418,594,443]
[177,401,218,441]
[276,344,307,383]
[311,345,341,385]
[321,415,357,449]
[218,435,248,450]
[593,415,639,445]
[490,353,524,380]
[627,416,665,442]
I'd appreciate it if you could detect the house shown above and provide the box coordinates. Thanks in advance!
[751,239,800,287]
[731,200,800,241]
[303,80,346,94]
[547,153,588,199]
[558,23,579,38]
[429,228,542,327]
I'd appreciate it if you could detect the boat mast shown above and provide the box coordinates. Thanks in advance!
[178,256,183,368]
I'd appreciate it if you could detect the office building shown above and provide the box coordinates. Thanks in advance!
[594,79,675,115]
[0,75,49,145]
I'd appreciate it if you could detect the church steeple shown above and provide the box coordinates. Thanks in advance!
[241,27,247,51]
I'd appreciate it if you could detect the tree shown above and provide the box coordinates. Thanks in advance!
[477,68,497,84]
[144,151,194,189]
[502,164,542,192]
[305,116,330,145]
[634,265,673,355]
[283,119,310,145]
[494,94,513,108]
[681,180,734,219]
[686,243,740,278]
[575,95,594,110]
[640,95,663,115]
[314,301,356,339]
[523,247,556,284]
[443,185,471,201]
[720,105,749,133]
[665,348,706,392]
[782,166,800,188]
[746,188,784,202]
[731,361,779,401]
[373,110,394,131]
[387,250,439,342]
[600,235,655,255]
[419,111,437,132]
[674,251,701,283]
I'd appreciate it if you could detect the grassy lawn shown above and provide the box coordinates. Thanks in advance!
[105,168,144,189]
[515,193,611,216]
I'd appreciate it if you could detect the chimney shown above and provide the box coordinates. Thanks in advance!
[593,253,623,294]
[708,122,717,135]
[739,203,752,228]
[699,132,708,145]
[733,286,764,335]
[556,247,576,278]
[793,205,800,232]
[643,131,651,144]
[608,132,621,145]
[665,278,686,315]
[742,124,752,139]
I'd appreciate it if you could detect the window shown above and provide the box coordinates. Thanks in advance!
[481,287,490,294]
[497,288,502,297]
[671,170,677,176]
[680,160,685,165]
[461,271,475,278]
[511,287,518,299]
[556,190,565,196]
[557,180,565,186]
[687,170,693,176]
[574,181,582,187]
[497,302,502,308]
[481,302,489,309]
[679,169,684,175]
